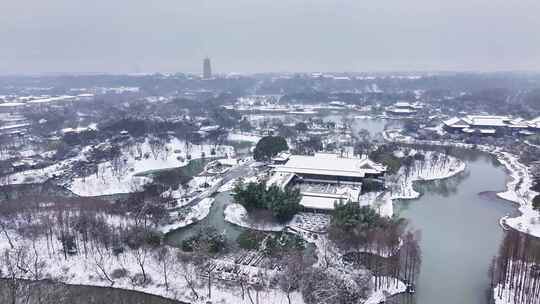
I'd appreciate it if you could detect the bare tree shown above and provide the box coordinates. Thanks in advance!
[92,245,115,286]
[279,252,307,304]
[155,246,174,291]
[177,252,201,301]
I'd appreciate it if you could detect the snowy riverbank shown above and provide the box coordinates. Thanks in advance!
[383,129,540,239]
[495,152,540,238]
[224,203,288,232]
[390,151,467,200]
[159,197,215,234]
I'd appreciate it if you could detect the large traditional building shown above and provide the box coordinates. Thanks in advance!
[443,115,537,136]
[268,153,386,211]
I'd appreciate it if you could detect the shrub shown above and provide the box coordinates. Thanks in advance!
[181,227,227,254]
[111,268,129,279]
[237,230,264,250]
[131,273,153,286]
[533,195,540,211]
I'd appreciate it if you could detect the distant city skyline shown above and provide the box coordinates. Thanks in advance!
[2,0,540,74]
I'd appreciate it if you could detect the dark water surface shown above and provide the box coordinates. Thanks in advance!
[395,152,517,304]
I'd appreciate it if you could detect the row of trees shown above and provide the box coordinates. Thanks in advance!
[490,230,540,304]
[0,191,223,302]
[329,201,421,288]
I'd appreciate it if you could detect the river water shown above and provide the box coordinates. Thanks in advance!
[395,151,517,304]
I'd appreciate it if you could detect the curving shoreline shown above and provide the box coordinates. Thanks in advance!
[383,129,540,239]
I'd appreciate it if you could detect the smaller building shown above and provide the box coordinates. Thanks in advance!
[529,117,540,132]
[386,102,423,116]
[271,151,292,165]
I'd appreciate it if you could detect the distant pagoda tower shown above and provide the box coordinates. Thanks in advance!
[203,57,212,79]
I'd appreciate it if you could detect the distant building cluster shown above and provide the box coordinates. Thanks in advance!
[385,101,424,116]
[443,115,540,136]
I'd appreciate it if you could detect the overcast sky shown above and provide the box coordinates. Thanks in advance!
[2,0,540,74]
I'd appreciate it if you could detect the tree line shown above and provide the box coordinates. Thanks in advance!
[490,230,540,304]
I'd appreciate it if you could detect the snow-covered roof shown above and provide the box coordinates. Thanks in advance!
[395,102,412,107]
[530,116,540,124]
[479,128,497,134]
[271,151,291,162]
[464,115,509,127]
[300,195,341,210]
[443,117,470,128]
[393,102,423,109]
[273,153,385,178]
[27,95,76,104]
[61,124,98,134]
[387,108,416,114]
[507,120,530,128]
[200,125,220,132]
[519,130,535,136]
[217,158,238,166]
[0,102,25,107]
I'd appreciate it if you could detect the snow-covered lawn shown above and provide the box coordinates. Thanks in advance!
[224,203,287,232]
[227,132,261,143]
[390,151,466,200]
[4,137,234,197]
[4,146,94,185]
[69,138,233,196]
[159,197,215,234]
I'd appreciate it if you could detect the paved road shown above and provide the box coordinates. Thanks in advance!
[173,159,257,211]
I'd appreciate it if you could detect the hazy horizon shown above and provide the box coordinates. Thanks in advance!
[3,0,540,74]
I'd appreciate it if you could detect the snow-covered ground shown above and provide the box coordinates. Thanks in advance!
[492,259,540,304]
[4,145,95,185]
[227,132,261,143]
[365,277,407,304]
[224,203,287,232]
[390,151,466,200]
[69,138,233,196]
[0,227,304,304]
[218,178,238,192]
[159,197,215,234]
[4,137,234,197]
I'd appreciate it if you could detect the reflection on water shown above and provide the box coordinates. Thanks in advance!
[394,152,517,304]
[412,169,470,199]
[165,191,245,247]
